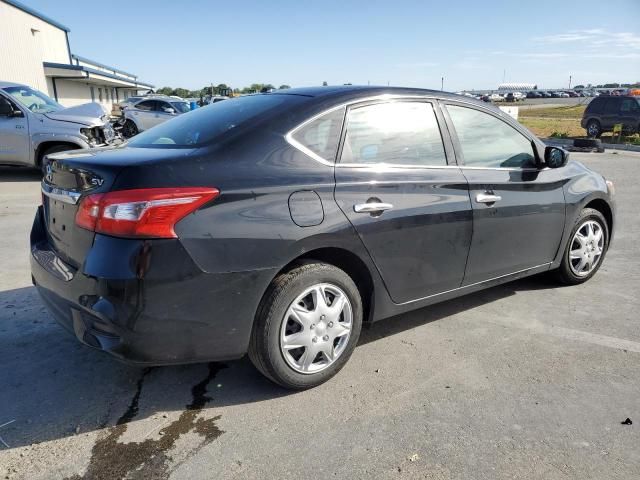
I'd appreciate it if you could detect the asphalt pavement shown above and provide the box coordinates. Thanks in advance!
[0,151,638,479]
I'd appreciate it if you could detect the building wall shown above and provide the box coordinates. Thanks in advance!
[0,1,69,93]
[54,80,93,108]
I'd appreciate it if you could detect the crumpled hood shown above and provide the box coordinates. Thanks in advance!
[44,102,109,127]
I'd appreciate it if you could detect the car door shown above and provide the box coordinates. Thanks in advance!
[442,102,566,285]
[601,97,622,130]
[0,95,29,165]
[619,97,640,131]
[334,100,472,304]
[131,100,157,130]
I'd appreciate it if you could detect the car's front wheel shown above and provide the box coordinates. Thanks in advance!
[122,119,139,138]
[556,208,609,285]
[249,262,363,389]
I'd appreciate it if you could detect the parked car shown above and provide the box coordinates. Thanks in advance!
[581,95,640,137]
[566,91,578,98]
[111,96,143,118]
[539,91,552,98]
[489,93,503,102]
[505,92,516,102]
[120,96,191,138]
[0,81,119,173]
[31,86,616,389]
[527,91,542,99]
[550,91,562,98]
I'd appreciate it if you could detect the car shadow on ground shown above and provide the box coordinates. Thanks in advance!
[0,274,558,452]
[0,166,41,182]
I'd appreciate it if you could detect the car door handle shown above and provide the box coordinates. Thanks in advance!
[354,202,394,213]
[475,193,502,204]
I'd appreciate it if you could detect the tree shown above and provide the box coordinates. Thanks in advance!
[157,87,174,95]
[278,84,291,89]
[322,81,328,86]
[574,84,585,89]
[173,88,190,98]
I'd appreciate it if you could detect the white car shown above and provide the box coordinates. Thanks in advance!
[489,93,504,102]
[121,96,190,138]
[512,92,526,101]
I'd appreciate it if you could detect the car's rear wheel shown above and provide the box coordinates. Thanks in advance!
[122,119,139,138]
[249,262,362,389]
[586,120,602,138]
[556,208,609,285]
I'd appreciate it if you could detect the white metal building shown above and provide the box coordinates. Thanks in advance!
[0,0,153,109]
[497,83,537,91]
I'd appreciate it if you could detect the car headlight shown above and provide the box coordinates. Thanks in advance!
[80,127,100,147]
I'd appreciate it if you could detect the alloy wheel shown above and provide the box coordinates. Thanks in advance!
[280,283,353,374]
[569,220,604,277]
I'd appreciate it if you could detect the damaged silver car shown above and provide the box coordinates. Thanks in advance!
[0,81,119,173]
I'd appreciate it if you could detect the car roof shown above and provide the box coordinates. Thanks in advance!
[134,96,186,103]
[265,85,483,107]
[0,81,27,89]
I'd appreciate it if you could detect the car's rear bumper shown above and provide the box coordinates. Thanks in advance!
[30,207,277,365]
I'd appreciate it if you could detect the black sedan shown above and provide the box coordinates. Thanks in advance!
[31,86,615,389]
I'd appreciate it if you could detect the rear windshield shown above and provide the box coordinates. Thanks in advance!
[127,94,302,148]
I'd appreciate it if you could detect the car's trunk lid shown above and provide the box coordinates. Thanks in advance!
[41,146,201,268]
[41,151,123,268]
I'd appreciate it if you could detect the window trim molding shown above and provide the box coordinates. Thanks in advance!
[336,99,450,169]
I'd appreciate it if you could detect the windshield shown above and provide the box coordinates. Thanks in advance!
[3,86,63,113]
[127,94,303,148]
[171,101,191,114]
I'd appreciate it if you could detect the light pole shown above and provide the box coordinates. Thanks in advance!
[441,76,444,91]
[569,75,572,89]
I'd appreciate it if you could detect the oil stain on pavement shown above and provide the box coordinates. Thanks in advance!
[67,363,226,480]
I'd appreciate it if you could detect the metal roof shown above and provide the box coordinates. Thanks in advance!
[2,0,70,32]
[71,54,137,79]
[43,62,155,89]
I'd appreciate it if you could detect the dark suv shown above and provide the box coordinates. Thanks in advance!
[581,96,640,137]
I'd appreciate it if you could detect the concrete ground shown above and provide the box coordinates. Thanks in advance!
[0,151,638,480]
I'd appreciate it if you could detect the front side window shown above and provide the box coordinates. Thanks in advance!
[446,105,536,168]
[170,101,190,114]
[2,86,62,113]
[621,98,640,113]
[340,102,447,166]
[291,107,345,162]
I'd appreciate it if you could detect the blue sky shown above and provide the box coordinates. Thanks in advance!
[25,0,640,91]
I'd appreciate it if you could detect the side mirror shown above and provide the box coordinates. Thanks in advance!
[545,146,568,169]
[0,101,13,116]
[163,107,175,114]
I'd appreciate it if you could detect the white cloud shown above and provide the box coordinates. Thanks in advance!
[533,29,640,51]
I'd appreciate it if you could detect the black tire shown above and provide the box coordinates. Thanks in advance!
[122,119,139,138]
[555,208,609,285]
[39,144,77,175]
[248,262,363,390]
[586,120,602,138]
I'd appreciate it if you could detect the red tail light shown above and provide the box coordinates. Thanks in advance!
[75,187,219,238]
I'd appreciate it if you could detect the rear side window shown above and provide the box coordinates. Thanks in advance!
[291,108,345,163]
[135,100,155,111]
[587,98,605,114]
[128,94,303,148]
[446,105,535,168]
[340,102,447,166]
[604,98,621,114]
